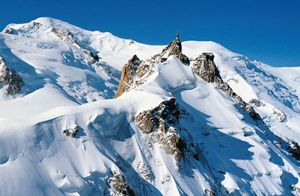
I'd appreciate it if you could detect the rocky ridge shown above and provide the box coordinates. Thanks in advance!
[192,53,261,121]
[0,56,23,94]
[115,34,190,98]
[50,25,100,64]
[159,34,190,66]
[135,98,186,161]
[107,170,135,196]
[114,34,300,173]
[4,21,101,65]
[192,52,300,162]
[115,55,142,97]
[1,17,300,195]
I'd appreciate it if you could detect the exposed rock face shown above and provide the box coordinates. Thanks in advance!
[293,185,300,195]
[107,170,135,196]
[3,21,42,35]
[62,125,79,138]
[192,53,221,82]
[160,34,190,65]
[82,49,100,63]
[137,162,153,182]
[52,27,100,64]
[249,99,288,122]
[273,109,287,123]
[31,22,43,30]
[114,35,191,98]
[135,98,186,160]
[3,28,16,35]
[205,188,216,196]
[287,141,300,160]
[136,98,181,133]
[51,28,77,44]
[0,56,24,94]
[193,53,261,121]
[115,55,141,97]
[115,54,156,97]
[249,99,265,107]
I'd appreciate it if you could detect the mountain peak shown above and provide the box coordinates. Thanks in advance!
[159,34,189,65]
[3,17,78,32]
[175,33,182,51]
[0,18,300,195]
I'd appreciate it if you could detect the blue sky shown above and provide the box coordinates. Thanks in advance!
[1,0,300,66]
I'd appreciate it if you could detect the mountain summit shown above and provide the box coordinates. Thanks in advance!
[0,17,300,195]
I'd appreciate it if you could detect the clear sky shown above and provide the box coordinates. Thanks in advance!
[1,0,300,66]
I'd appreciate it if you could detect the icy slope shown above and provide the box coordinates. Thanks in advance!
[0,17,300,195]
[1,54,299,195]
[183,41,300,145]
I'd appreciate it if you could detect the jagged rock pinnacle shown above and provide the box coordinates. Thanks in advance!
[114,55,141,98]
[114,35,190,98]
[192,53,220,82]
[176,33,182,52]
[160,34,189,65]
[176,33,180,42]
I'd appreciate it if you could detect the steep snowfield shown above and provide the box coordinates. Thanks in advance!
[0,17,300,195]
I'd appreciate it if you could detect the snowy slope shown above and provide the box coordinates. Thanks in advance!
[0,17,300,195]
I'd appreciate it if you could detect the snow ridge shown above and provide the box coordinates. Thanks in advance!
[0,18,300,195]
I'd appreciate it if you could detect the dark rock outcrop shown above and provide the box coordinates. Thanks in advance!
[136,98,181,133]
[114,52,162,98]
[52,27,100,64]
[115,55,141,97]
[107,170,135,196]
[3,22,41,35]
[82,49,100,63]
[62,126,79,138]
[136,162,153,182]
[31,22,42,30]
[192,53,221,82]
[3,28,16,35]
[249,99,265,107]
[205,188,216,196]
[272,109,287,123]
[0,56,24,94]
[160,34,190,65]
[51,28,77,44]
[193,53,262,121]
[287,141,300,160]
[114,35,191,98]
[135,98,186,160]
[292,185,300,195]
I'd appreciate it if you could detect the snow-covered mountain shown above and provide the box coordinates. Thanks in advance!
[0,17,300,195]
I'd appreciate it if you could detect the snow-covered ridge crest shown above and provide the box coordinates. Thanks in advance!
[114,34,192,98]
[0,17,300,195]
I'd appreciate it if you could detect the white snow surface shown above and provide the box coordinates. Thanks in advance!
[0,17,300,195]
